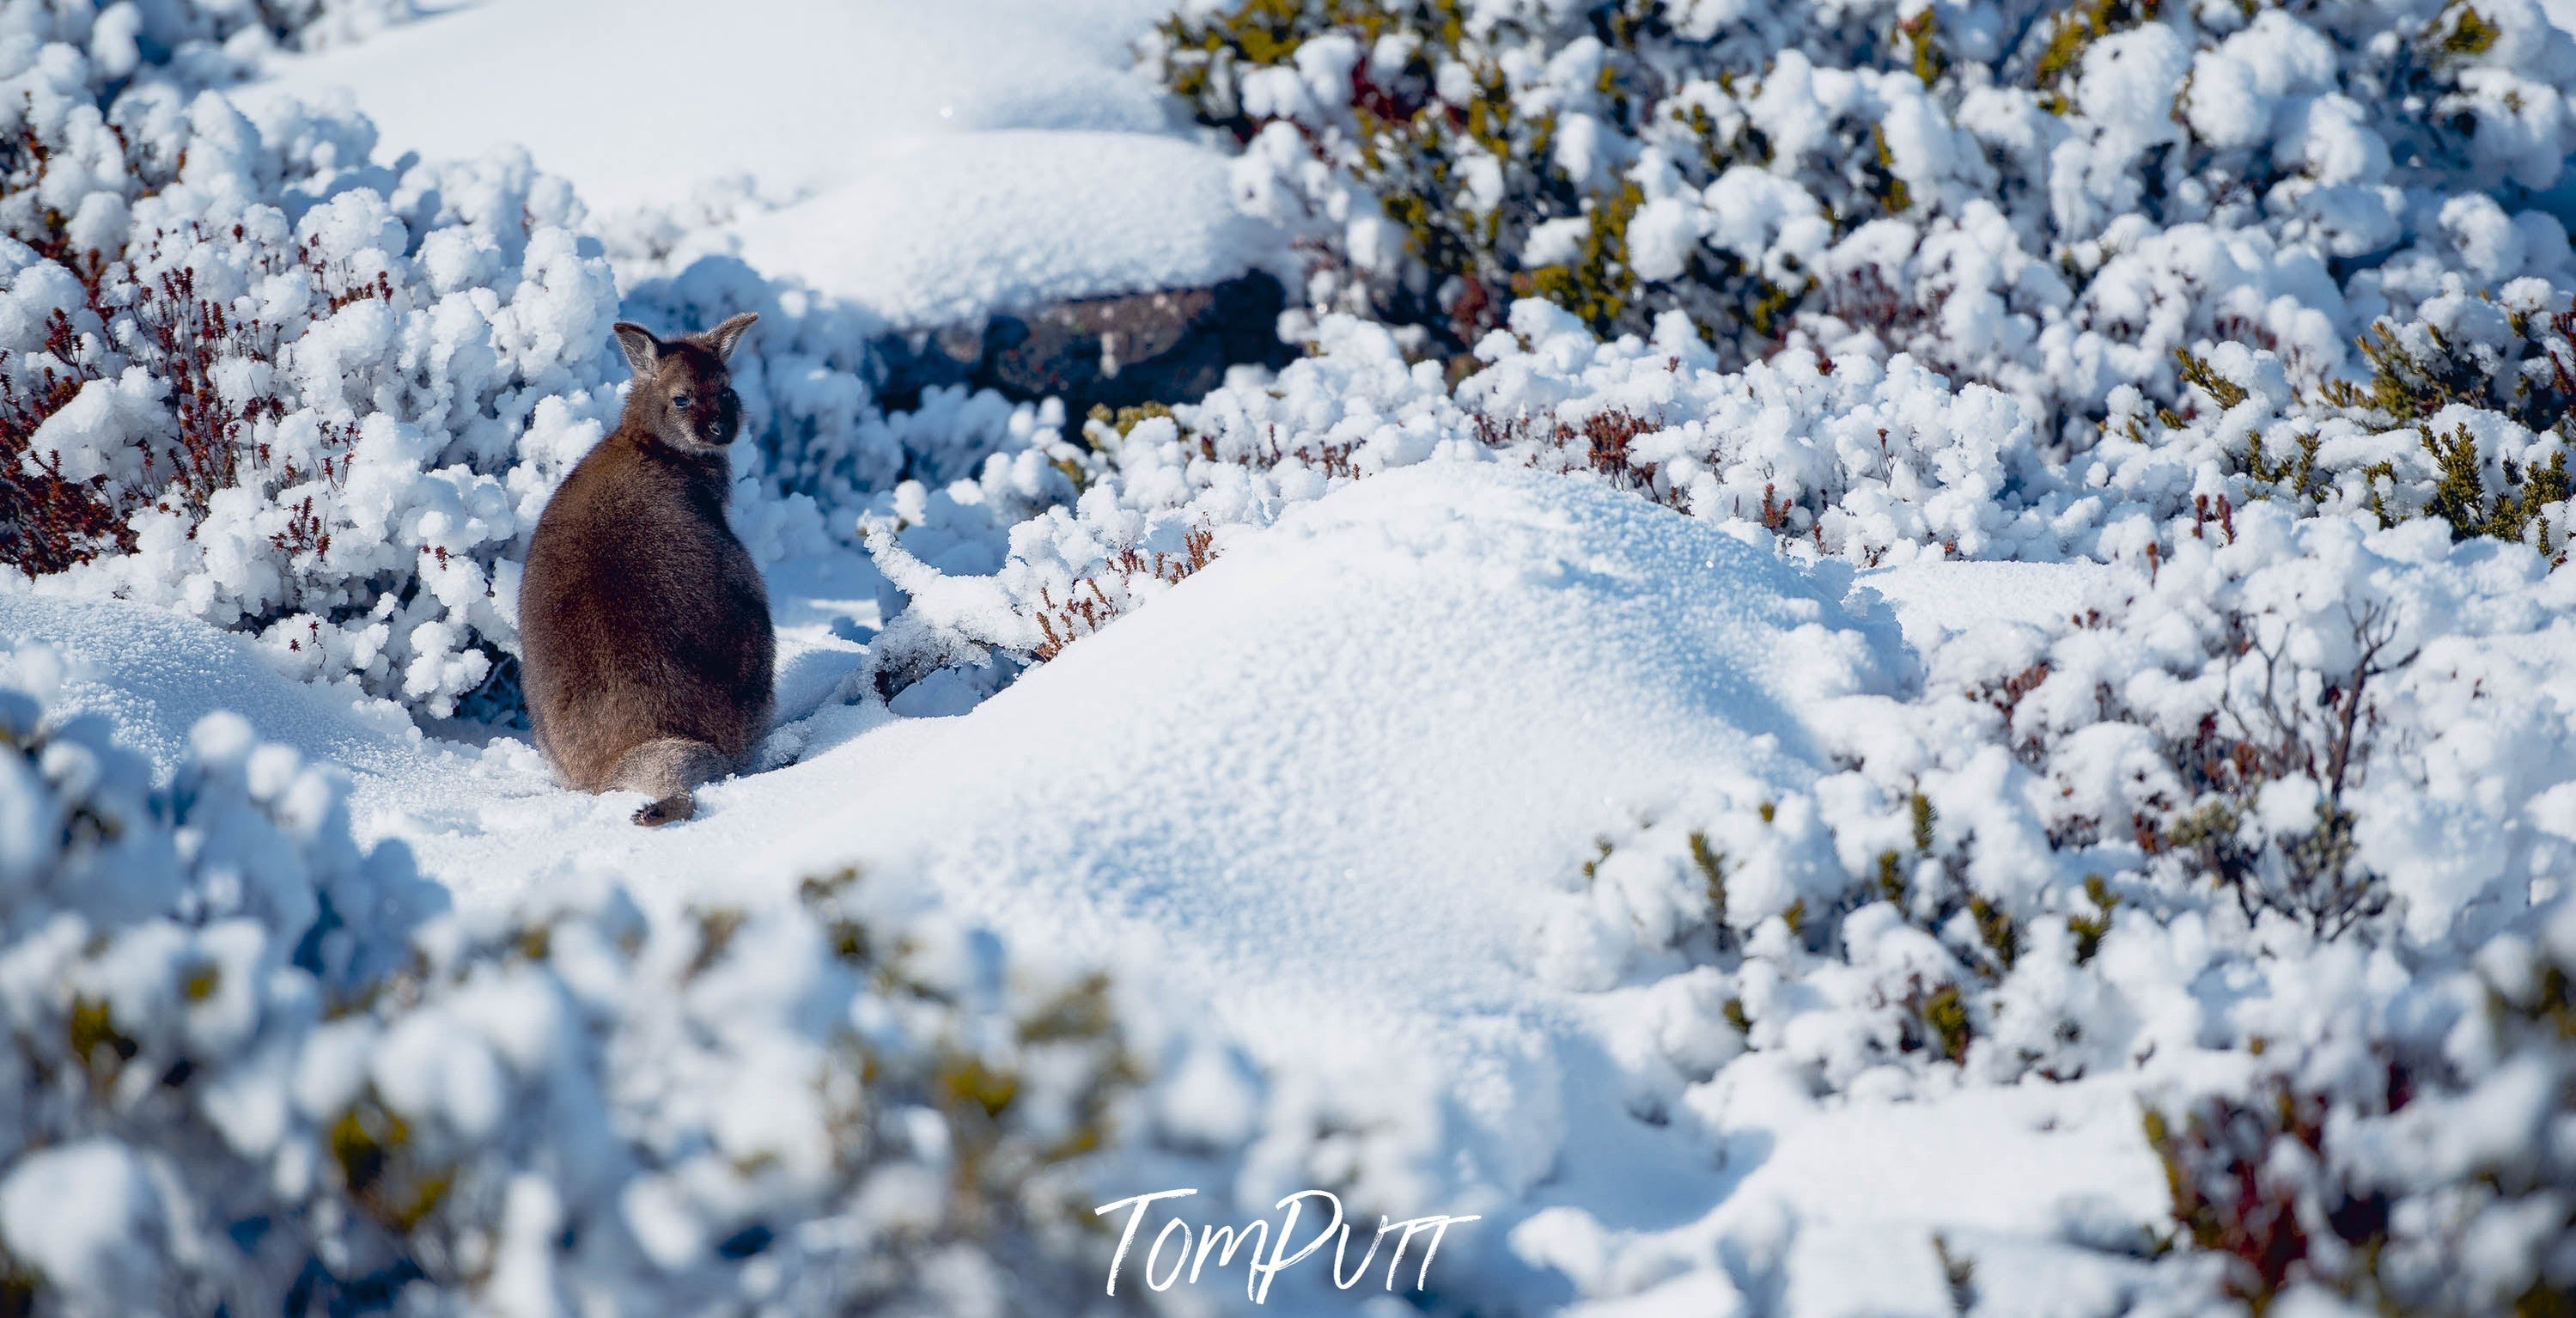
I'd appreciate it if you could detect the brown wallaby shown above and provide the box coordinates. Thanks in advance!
[519,314,773,826]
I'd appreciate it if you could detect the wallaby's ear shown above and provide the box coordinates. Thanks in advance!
[703,312,758,363]
[612,321,663,378]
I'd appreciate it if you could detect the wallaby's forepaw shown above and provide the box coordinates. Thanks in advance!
[631,792,696,827]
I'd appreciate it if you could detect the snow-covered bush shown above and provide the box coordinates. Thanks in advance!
[2146,282,2576,556]
[1151,0,2576,441]
[2139,894,2574,1313]
[0,21,626,717]
[0,13,1042,720]
[0,646,1238,1315]
[859,298,2064,685]
[1480,496,2576,1310]
[0,0,411,72]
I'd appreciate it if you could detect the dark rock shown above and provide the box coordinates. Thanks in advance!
[875,271,1295,415]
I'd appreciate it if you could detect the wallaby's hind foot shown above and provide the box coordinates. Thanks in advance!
[632,792,695,827]
[633,796,691,827]
[607,736,730,828]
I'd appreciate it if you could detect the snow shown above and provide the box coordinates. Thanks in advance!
[725,131,1279,332]
[0,1141,168,1311]
[1,461,2184,1307]
[1859,561,2113,653]
[244,0,1283,326]
[760,462,1904,1203]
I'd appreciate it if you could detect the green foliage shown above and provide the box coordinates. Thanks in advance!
[2326,321,2489,423]
[1524,182,1647,336]
[2031,0,2160,114]
[1866,125,1912,215]
[2209,298,2576,556]
[1899,9,1948,88]
[2236,429,2329,507]
[1689,830,1728,930]
[65,996,136,1089]
[329,1093,454,1234]
[1150,0,1826,350]
[1917,984,1971,1063]
[2439,2,2500,57]
[2068,876,2119,966]
[1085,401,1179,446]
[1969,897,2019,972]
[2418,424,2570,546]
[2173,348,2249,411]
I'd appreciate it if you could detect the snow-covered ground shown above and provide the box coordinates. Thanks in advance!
[6,464,2174,1313]
[244,0,1282,326]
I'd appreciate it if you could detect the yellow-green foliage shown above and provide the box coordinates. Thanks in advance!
[1918,984,1971,1062]
[1689,830,1728,929]
[1867,125,1913,214]
[2238,430,2329,505]
[330,1093,454,1233]
[1580,835,1613,879]
[2321,321,2490,423]
[66,995,135,1088]
[1525,182,1647,334]
[2165,799,2242,858]
[801,867,874,964]
[2419,423,2570,546]
[2173,348,2250,411]
[2438,2,2500,57]
[1085,401,1180,450]
[2031,0,2160,113]
[1969,896,2019,973]
[2213,300,2576,554]
[1899,8,1947,87]
[2068,875,2120,966]
[1876,849,1905,903]
[1154,0,1770,345]
[795,871,1136,1187]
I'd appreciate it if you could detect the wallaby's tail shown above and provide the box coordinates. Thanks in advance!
[607,736,732,827]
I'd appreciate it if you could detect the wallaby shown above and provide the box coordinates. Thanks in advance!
[519,314,773,826]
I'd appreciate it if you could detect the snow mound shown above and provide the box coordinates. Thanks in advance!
[727,130,1281,331]
[0,594,440,782]
[756,463,1915,1205]
[246,0,1282,326]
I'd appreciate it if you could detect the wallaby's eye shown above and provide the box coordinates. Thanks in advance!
[671,394,695,411]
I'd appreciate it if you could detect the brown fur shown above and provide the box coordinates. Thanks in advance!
[519,314,772,826]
